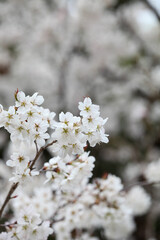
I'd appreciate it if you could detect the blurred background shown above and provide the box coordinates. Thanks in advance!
[0,0,160,239]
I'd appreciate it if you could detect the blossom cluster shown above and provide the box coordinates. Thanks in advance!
[0,91,55,146]
[43,152,95,191]
[0,91,153,240]
[6,152,39,183]
[51,97,108,157]
[53,174,135,240]
[12,186,56,220]
[0,206,53,240]
[0,92,108,184]
[0,0,160,238]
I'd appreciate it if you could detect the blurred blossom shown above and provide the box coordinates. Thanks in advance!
[126,186,151,216]
[0,0,160,239]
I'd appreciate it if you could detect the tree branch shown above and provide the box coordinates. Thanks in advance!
[141,0,160,23]
[124,180,160,191]
[0,182,19,219]
[29,140,57,170]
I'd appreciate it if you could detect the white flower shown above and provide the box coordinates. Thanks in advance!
[30,92,44,106]
[16,91,30,112]
[9,167,39,183]
[104,214,135,240]
[0,232,12,240]
[33,131,50,147]
[6,152,29,168]
[126,186,151,216]
[6,151,39,183]
[59,112,75,126]
[145,159,160,183]
[1,205,53,240]
[42,109,56,128]
[78,97,100,117]
[51,111,86,156]
[97,174,123,200]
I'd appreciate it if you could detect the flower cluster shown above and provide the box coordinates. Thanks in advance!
[0,91,153,240]
[0,0,160,237]
[51,97,108,157]
[1,92,108,184]
[12,187,56,220]
[79,97,109,147]
[6,152,39,183]
[43,152,95,191]
[0,91,55,147]
[0,91,110,240]
[0,206,53,240]
[53,174,135,240]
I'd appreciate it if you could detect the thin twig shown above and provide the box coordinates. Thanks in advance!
[45,140,57,149]
[0,182,19,219]
[29,140,57,170]
[29,146,44,170]
[124,180,160,191]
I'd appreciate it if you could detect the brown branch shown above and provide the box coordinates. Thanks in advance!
[0,182,19,219]
[124,180,159,191]
[141,0,160,23]
[45,140,57,149]
[0,140,57,219]
[29,146,44,170]
[29,140,57,170]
